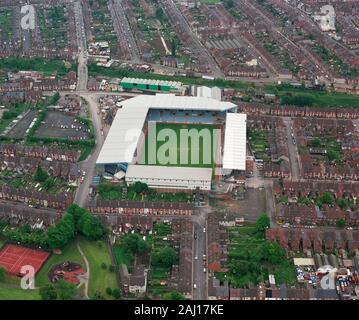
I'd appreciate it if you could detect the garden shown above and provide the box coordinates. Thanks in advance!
[216,215,296,288]
[98,181,193,203]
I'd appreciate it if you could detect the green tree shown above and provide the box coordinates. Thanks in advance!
[77,212,105,240]
[0,267,5,282]
[336,218,346,228]
[321,192,334,205]
[312,138,321,147]
[106,287,113,296]
[122,233,149,255]
[132,182,149,194]
[55,280,77,300]
[258,241,286,264]
[337,198,348,209]
[39,284,58,300]
[156,7,164,21]
[163,291,185,300]
[327,149,340,162]
[255,214,270,236]
[112,288,121,299]
[34,166,49,182]
[151,246,177,269]
[47,226,68,249]
[224,0,234,9]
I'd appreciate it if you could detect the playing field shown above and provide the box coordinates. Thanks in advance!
[141,123,220,168]
[0,244,50,276]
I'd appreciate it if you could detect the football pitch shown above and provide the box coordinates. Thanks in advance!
[140,123,220,168]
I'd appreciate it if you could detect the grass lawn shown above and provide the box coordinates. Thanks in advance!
[36,241,85,287]
[142,123,218,168]
[0,283,41,300]
[113,246,132,267]
[78,239,118,299]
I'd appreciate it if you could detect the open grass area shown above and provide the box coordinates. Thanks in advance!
[142,123,218,168]
[271,86,359,108]
[78,239,117,300]
[0,283,41,300]
[112,246,132,268]
[0,58,76,77]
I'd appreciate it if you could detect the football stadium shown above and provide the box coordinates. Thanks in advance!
[96,94,247,190]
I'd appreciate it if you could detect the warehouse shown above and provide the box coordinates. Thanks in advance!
[121,77,185,94]
[126,165,213,190]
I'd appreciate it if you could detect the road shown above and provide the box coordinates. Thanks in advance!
[111,0,141,62]
[283,117,301,181]
[73,94,105,207]
[191,208,208,300]
[74,1,88,92]
[77,50,88,92]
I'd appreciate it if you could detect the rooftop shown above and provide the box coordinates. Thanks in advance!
[96,94,237,165]
[126,165,213,182]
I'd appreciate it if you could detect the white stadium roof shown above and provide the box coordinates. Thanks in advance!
[96,94,237,165]
[222,113,247,171]
[121,77,183,88]
[126,165,213,182]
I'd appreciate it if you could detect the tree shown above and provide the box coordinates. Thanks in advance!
[77,212,105,240]
[258,241,286,265]
[312,138,321,147]
[47,226,68,249]
[112,288,121,299]
[336,218,346,229]
[224,0,234,9]
[321,192,334,206]
[281,94,315,107]
[0,267,5,282]
[55,280,77,300]
[132,182,149,194]
[155,7,164,21]
[327,149,340,162]
[122,234,149,255]
[106,287,113,296]
[34,166,49,182]
[152,246,177,269]
[255,214,270,235]
[66,204,87,229]
[337,198,348,210]
[101,263,107,269]
[39,284,58,300]
[109,265,115,272]
[47,213,75,249]
[163,291,185,300]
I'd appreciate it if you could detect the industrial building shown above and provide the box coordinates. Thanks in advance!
[96,94,247,191]
[121,77,185,94]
